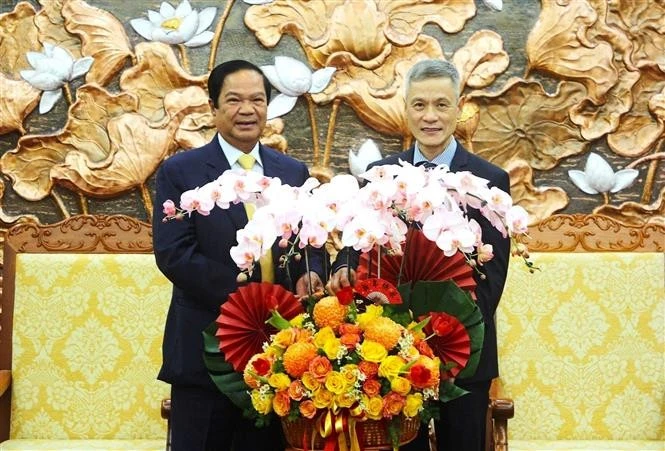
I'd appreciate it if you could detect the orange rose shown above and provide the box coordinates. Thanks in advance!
[339,323,361,335]
[382,392,405,418]
[309,355,333,382]
[362,379,381,397]
[288,380,305,401]
[340,333,360,349]
[415,340,434,358]
[299,400,317,419]
[358,361,379,379]
[273,390,291,417]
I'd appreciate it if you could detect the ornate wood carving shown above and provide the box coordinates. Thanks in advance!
[524,214,665,252]
[4,214,153,254]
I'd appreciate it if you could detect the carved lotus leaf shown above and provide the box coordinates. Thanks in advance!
[569,65,640,141]
[454,98,479,150]
[175,112,215,150]
[606,0,665,72]
[245,0,473,70]
[452,30,509,89]
[467,79,588,170]
[51,113,178,197]
[312,35,444,137]
[261,118,288,153]
[595,187,665,227]
[62,0,133,86]
[607,65,665,157]
[0,85,139,201]
[0,177,39,230]
[0,2,41,77]
[382,0,476,44]
[506,159,568,225]
[35,0,82,60]
[526,0,617,103]
[0,74,40,135]
[120,42,207,123]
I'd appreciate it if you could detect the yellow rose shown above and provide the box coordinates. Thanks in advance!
[357,305,383,330]
[325,371,347,395]
[273,329,297,348]
[323,337,342,360]
[313,388,334,409]
[378,355,405,379]
[314,326,336,348]
[390,376,412,396]
[289,314,305,327]
[251,391,274,415]
[272,390,291,417]
[403,393,423,418]
[268,373,291,391]
[265,345,284,358]
[358,340,387,363]
[365,395,384,420]
[336,392,356,408]
[302,371,321,391]
[340,364,358,386]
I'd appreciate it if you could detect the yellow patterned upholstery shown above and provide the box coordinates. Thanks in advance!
[1,253,171,450]
[497,252,665,449]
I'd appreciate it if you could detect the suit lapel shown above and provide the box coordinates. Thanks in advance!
[260,144,283,178]
[449,141,471,172]
[203,137,247,230]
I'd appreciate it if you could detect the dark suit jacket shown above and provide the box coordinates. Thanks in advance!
[152,137,321,389]
[340,142,510,383]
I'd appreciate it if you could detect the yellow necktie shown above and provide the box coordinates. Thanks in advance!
[237,154,274,283]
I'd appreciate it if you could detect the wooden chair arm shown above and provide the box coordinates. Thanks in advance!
[161,398,171,420]
[0,370,11,398]
[490,397,514,451]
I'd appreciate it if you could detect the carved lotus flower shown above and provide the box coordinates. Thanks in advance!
[349,139,382,180]
[568,152,638,197]
[261,56,335,119]
[130,0,216,47]
[20,42,93,114]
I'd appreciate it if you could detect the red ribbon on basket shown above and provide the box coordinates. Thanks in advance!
[307,405,366,451]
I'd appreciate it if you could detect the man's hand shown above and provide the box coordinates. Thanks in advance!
[327,267,356,294]
[295,271,324,299]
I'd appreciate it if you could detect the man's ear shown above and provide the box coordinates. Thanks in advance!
[208,99,216,111]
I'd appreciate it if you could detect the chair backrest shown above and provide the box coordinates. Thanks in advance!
[0,215,172,441]
[497,215,665,441]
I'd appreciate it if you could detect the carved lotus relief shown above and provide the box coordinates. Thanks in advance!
[35,0,83,60]
[0,2,41,75]
[595,187,665,227]
[0,75,40,135]
[452,30,509,89]
[467,79,589,170]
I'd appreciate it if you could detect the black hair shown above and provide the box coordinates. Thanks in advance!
[207,60,272,108]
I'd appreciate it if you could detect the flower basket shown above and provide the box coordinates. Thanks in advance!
[282,414,420,451]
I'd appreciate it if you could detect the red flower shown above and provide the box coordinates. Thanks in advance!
[251,357,271,376]
[415,340,434,359]
[409,364,431,387]
[358,361,379,378]
[430,312,456,336]
[337,286,354,305]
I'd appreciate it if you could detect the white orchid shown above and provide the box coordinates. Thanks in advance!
[19,43,94,114]
[568,152,638,201]
[349,139,383,180]
[130,0,216,47]
[261,56,336,119]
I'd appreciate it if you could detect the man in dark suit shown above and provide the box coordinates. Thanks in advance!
[152,60,324,451]
[330,59,510,451]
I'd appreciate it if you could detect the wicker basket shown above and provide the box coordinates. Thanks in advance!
[282,414,420,451]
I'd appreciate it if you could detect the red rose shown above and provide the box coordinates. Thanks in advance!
[337,286,354,305]
[252,357,271,376]
[408,363,431,387]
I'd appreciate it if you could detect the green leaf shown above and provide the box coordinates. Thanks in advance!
[202,322,252,411]
[266,309,291,330]
[439,379,469,403]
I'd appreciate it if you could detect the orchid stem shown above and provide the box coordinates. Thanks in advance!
[305,94,320,166]
[323,99,341,167]
[305,247,312,296]
[51,190,70,219]
[177,44,190,73]
[63,84,73,106]
[208,0,235,71]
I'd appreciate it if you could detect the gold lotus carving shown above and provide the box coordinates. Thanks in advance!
[35,0,82,60]
[467,79,589,170]
[594,187,665,227]
[0,75,40,135]
[452,30,509,89]
[0,2,41,76]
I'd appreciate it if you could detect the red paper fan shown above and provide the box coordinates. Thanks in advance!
[354,278,402,304]
[425,312,470,377]
[216,282,303,372]
[357,229,477,298]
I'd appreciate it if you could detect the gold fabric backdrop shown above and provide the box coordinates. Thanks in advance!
[0,0,663,230]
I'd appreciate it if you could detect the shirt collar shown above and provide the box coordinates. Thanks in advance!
[217,133,262,168]
[413,138,457,168]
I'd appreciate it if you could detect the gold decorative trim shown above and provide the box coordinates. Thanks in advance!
[4,214,152,254]
[524,214,665,252]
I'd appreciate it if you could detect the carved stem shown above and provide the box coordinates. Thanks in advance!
[602,192,610,205]
[305,94,321,166]
[626,148,664,204]
[178,44,190,73]
[63,84,73,106]
[51,190,70,219]
[208,0,236,71]
[79,193,88,215]
[323,99,341,167]
[140,183,154,222]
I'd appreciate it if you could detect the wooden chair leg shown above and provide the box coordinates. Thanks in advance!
[161,398,171,451]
